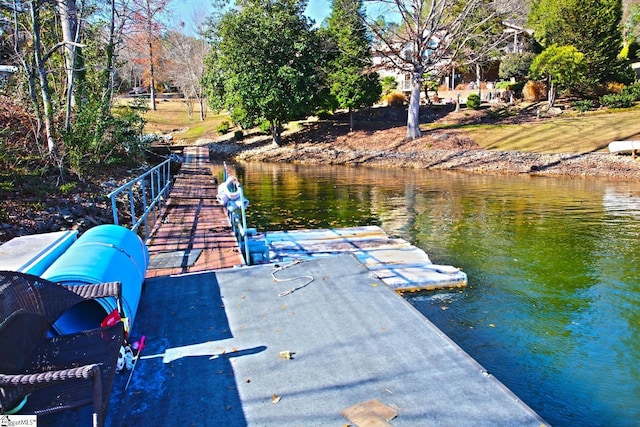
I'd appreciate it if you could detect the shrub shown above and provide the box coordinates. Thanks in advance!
[599,93,636,108]
[65,98,147,175]
[499,52,536,81]
[385,91,407,106]
[495,81,513,90]
[59,182,77,194]
[622,83,640,101]
[606,82,625,94]
[487,106,517,119]
[316,110,332,120]
[522,80,547,102]
[234,130,244,140]
[466,93,481,110]
[572,99,594,113]
[381,76,398,96]
[259,120,271,134]
[216,121,231,135]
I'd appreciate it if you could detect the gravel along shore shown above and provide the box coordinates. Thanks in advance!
[207,137,640,180]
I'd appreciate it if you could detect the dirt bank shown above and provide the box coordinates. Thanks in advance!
[206,112,640,180]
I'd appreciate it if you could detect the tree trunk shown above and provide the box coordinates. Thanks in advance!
[349,107,354,132]
[57,0,79,131]
[199,97,206,121]
[548,80,556,108]
[101,0,116,117]
[271,120,282,146]
[144,0,157,111]
[406,69,423,140]
[475,63,482,100]
[30,2,56,155]
[149,39,157,111]
[13,0,42,137]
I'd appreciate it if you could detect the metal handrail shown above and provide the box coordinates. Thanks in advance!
[222,163,251,265]
[107,159,173,241]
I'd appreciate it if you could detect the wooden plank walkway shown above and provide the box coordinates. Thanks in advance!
[144,146,243,278]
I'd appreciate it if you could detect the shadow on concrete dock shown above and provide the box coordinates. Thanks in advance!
[43,255,546,426]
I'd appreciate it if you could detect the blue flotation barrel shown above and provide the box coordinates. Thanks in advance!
[42,224,148,334]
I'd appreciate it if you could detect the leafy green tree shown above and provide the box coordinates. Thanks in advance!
[528,0,633,85]
[211,0,321,146]
[324,0,381,132]
[621,4,640,60]
[529,44,588,107]
[499,52,536,81]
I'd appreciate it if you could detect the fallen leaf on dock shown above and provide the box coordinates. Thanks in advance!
[278,350,295,359]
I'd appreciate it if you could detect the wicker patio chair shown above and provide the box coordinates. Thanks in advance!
[0,270,126,427]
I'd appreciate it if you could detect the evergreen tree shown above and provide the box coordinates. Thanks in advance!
[324,0,381,132]
[528,0,634,84]
[529,44,588,106]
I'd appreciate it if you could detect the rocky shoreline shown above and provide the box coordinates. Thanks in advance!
[207,134,640,180]
[0,175,139,244]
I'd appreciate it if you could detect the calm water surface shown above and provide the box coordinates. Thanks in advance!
[224,161,640,427]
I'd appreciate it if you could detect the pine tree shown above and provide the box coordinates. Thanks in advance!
[325,0,381,132]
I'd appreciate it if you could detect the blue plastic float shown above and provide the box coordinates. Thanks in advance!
[42,224,148,334]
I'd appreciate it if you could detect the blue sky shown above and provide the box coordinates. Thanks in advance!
[305,0,331,24]
[172,0,331,33]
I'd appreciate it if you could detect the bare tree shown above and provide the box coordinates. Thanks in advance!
[365,0,516,139]
[28,1,57,154]
[131,0,170,111]
[164,30,209,120]
[57,0,86,131]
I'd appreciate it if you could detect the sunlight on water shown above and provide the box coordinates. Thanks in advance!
[223,161,640,427]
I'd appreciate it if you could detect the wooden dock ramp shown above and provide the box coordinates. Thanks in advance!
[144,146,243,278]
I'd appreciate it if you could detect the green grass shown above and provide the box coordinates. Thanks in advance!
[460,108,640,154]
[140,99,640,154]
[135,99,232,144]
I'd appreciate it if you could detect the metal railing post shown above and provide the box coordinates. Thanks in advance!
[107,158,173,241]
[237,184,250,265]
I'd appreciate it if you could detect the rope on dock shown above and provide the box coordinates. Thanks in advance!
[271,260,314,297]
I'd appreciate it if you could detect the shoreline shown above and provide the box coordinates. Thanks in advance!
[207,138,640,180]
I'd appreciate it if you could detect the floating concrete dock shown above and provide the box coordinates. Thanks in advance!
[32,146,546,426]
[43,254,546,426]
[253,225,467,292]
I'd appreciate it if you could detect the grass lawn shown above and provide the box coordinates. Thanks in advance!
[138,98,640,154]
[462,108,640,154]
[134,98,231,144]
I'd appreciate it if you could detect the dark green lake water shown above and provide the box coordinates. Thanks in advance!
[226,161,640,427]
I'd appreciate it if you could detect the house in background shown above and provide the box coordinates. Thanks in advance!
[0,65,17,87]
[372,21,534,102]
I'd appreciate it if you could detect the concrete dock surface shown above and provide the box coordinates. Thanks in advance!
[44,253,546,426]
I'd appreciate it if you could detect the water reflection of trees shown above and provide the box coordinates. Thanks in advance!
[231,161,640,427]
